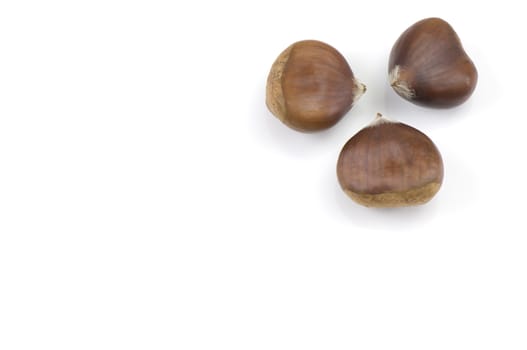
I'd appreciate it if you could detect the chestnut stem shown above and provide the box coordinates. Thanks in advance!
[368,113,394,128]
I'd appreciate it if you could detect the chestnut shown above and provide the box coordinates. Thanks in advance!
[266,40,365,132]
[337,113,444,207]
[389,17,478,108]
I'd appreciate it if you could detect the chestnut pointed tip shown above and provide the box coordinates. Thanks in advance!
[352,80,366,104]
[368,112,394,127]
[389,65,416,100]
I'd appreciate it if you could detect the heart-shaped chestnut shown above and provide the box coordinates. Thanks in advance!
[389,18,478,108]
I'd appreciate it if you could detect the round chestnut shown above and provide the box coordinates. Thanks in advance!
[266,40,365,132]
[389,17,478,108]
[337,113,444,207]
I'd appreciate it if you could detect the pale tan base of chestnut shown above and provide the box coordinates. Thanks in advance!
[265,45,292,125]
[344,182,441,208]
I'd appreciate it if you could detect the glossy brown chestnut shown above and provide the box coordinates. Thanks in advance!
[266,40,365,132]
[389,18,478,108]
[337,113,444,207]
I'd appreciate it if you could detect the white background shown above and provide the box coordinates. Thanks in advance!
[1,0,526,349]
